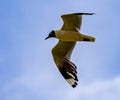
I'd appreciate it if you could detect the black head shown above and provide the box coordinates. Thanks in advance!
[45,30,56,40]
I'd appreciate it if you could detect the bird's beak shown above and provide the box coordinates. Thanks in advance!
[45,36,49,40]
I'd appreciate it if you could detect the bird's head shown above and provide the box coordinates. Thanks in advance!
[45,30,56,40]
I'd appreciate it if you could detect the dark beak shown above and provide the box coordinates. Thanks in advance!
[45,36,49,40]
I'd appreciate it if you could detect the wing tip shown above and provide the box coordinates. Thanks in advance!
[72,82,78,88]
[61,12,95,17]
[72,12,95,15]
[59,58,78,88]
[66,78,78,88]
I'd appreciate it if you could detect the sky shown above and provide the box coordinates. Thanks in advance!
[0,0,120,100]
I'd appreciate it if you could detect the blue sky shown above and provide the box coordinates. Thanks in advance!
[0,0,120,100]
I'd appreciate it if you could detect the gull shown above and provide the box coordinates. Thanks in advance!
[45,13,95,88]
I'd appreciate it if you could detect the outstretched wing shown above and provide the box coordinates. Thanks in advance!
[52,41,77,87]
[61,13,94,31]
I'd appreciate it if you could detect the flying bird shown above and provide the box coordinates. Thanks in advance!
[45,13,95,88]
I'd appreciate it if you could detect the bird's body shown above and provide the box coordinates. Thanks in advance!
[54,30,80,41]
[45,13,95,88]
[54,29,95,42]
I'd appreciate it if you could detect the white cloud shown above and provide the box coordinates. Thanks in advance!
[3,73,120,100]
[65,76,120,100]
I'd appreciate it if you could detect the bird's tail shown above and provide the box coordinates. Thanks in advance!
[80,33,95,42]
[59,58,78,88]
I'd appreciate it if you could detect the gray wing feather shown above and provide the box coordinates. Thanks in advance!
[61,14,82,31]
[52,41,76,62]
[61,13,94,31]
[52,41,77,87]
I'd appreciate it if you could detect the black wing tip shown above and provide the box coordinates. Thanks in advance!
[61,12,95,17]
[72,82,78,88]
[59,58,79,88]
[72,13,95,15]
